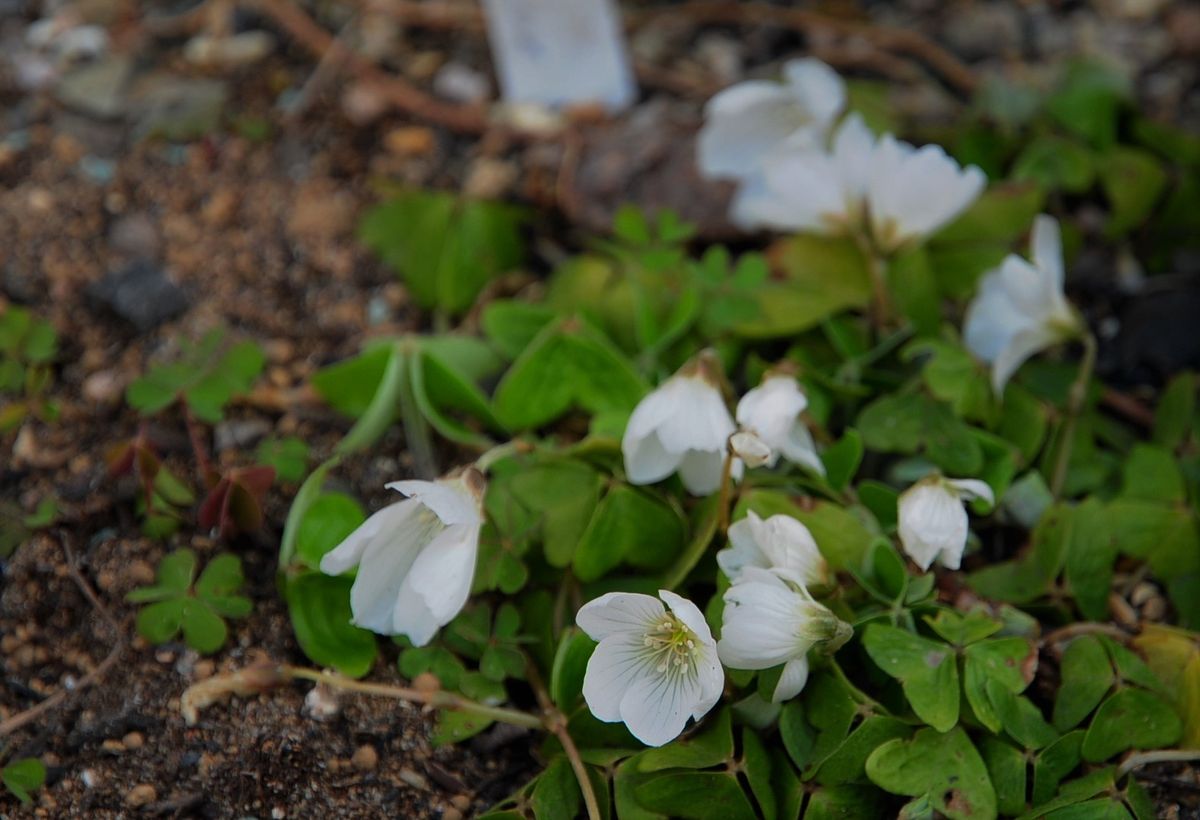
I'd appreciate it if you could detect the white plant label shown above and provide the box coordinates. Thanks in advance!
[480,0,636,111]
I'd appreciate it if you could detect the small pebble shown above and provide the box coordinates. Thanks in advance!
[1130,581,1157,607]
[443,809,463,820]
[351,744,378,772]
[1110,592,1139,629]
[384,126,436,157]
[101,739,125,754]
[451,794,471,811]
[82,369,124,406]
[122,731,144,749]
[126,784,157,807]
[1141,596,1167,621]
[304,684,340,720]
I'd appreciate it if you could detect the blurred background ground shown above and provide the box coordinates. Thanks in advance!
[1,0,1199,816]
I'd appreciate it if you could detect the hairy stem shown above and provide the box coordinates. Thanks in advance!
[282,666,544,729]
[526,660,602,820]
[183,403,214,485]
[717,450,734,534]
[1051,333,1098,498]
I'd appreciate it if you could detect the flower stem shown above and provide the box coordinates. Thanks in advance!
[526,659,601,820]
[183,403,214,485]
[396,349,439,479]
[662,494,721,590]
[1117,748,1200,779]
[717,450,734,534]
[1050,333,1098,498]
[475,439,533,473]
[281,665,544,729]
[855,234,892,334]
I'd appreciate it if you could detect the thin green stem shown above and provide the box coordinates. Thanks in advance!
[282,666,544,730]
[396,349,439,479]
[662,495,721,590]
[475,439,532,474]
[1050,333,1098,498]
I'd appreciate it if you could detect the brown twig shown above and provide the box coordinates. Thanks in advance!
[625,2,977,95]
[1040,621,1129,650]
[0,535,125,738]
[1101,387,1156,429]
[249,0,489,133]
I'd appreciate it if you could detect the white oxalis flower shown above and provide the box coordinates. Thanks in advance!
[577,590,723,747]
[735,374,825,475]
[729,430,772,469]
[718,510,831,590]
[964,214,1083,394]
[697,58,846,181]
[622,352,743,496]
[897,476,995,571]
[866,134,986,253]
[320,469,485,646]
[718,567,851,702]
[731,112,874,234]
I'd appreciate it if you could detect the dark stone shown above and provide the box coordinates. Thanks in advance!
[86,260,190,331]
[1104,274,1200,386]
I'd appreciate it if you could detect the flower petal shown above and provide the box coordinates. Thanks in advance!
[698,83,808,180]
[947,478,995,506]
[677,448,727,496]
[576,592,665,641]
[782,58,845,129]
[898,481,968,571]
[346,508,433,634]
[773,656,810,702]
[991,325,1061,394]
[386,479,480,526]
[319,499,417,576]
[660,589,716,646]
[404,521,481,624]
[582,632,656,723]
[618,665,702,747]
[1030,214,1064,293]
[623,430,681,486]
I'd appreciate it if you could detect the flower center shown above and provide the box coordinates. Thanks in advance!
[643,615,700,674]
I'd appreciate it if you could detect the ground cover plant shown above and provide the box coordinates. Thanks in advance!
[2,5,1199,816]
[156,59,1200,819]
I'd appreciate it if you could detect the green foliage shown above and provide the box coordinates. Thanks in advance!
[255,436,310,483]
[0,305,59,430]
[360,189,525,316]
[126,549,252,654]
[126,328,265,422]
[2,757,46,805]
[283,179,1198,819]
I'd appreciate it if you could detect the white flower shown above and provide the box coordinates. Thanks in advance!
[718,510,831,589]
[897,476,995,571]
[866,134,986,252]
[731,113,875,234]
[698,58,845,182]
[320,470,485,646]
[963,215,1083,394]
[577,590,723,747]
[735,375,825,474]
[729,430,772,469]
[622,352,743,495]
[718,568,851,702]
